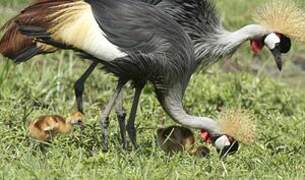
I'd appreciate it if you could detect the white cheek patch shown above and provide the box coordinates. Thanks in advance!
[264,33,280,50]
[215,135,231,150]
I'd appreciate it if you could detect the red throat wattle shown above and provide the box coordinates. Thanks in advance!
[250,39,264,54]
[200,129,212,143]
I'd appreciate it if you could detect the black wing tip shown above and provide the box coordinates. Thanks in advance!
[10,46,42,63]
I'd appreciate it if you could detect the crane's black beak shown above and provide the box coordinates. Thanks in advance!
[218,140,239,159]
[265,33,291,71]
[271,44,283,71]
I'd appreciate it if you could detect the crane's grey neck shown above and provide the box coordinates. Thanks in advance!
[195,24,269,64]
[158,84,221,137]
[157,25,270,138]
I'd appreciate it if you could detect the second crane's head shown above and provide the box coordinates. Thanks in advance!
[250,0,305,71]
[250,32,291,71]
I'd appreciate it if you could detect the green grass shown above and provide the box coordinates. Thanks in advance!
[0,0,305,179]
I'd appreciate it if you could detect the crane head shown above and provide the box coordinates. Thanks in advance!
[200,129,239,159]
[250,32,291,71]
[213,134,239,159]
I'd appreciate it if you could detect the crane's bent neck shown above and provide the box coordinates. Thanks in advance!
[157,84,221,136]
[195,24,269,64]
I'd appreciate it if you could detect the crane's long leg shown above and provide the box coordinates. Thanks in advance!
[101,79,127,152]
[74,61,128,149]
[126,83,145,149]
[74,61,98,113]
[115,91,128,149]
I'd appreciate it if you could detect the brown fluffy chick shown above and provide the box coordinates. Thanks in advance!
[157,126,209,157]
[29,112,83,141]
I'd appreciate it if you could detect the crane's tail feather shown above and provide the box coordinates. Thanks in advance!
[0,13,57,63]
[12,46,42,63]
[17,25,51,38]
[0,21,39,63]
[10,0,100,56]
[0,0,87,63]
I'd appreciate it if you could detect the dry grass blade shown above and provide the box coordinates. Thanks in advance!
[253,0,305,42]
[218,108,256,144]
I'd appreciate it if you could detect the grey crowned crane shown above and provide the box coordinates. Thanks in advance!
[0,0,301,155]
[114,0,294,153]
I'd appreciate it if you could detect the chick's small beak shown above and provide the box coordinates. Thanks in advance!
[271,44,283,71]
[76,120,85,130]
[80,123,85,130]
[72,119,83,125]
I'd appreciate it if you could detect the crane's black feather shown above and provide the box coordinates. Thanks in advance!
[11,46,42,63]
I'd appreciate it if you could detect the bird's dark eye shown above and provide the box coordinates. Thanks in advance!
[279,34,291,54]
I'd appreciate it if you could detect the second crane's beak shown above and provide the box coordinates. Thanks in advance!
[271,44,283,71]
[264,32,292,71]
[264,33,283,71]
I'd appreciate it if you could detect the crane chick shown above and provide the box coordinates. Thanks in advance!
[29,112,83,141]
[157,126,209,157]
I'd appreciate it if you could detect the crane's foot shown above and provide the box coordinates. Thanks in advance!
[101,116,110,152]
[126,123,138,149]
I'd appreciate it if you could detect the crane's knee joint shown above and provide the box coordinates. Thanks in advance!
[101,117,110,127]
[117,112,126,120]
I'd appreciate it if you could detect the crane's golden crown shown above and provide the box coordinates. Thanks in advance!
[253,0,305,42]
[218,108,256,145]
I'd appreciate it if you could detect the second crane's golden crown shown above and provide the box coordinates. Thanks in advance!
[253,0,305,42]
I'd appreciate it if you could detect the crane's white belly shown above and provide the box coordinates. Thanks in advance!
[78,11,127,61]
[50,2,127,61]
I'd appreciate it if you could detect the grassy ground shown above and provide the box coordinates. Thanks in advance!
[0,0,305,179]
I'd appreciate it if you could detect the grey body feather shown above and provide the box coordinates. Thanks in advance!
[84,0,226,136]
[87,0,195,93]
[90,0,271,137]
[153,0,241,68]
